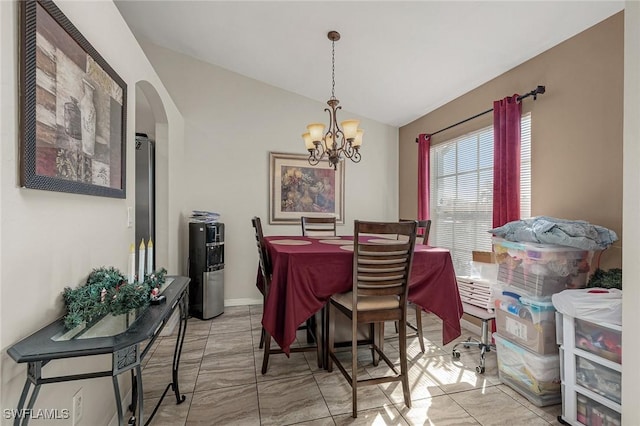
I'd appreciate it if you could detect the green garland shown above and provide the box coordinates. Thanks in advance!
[62,266,167,329]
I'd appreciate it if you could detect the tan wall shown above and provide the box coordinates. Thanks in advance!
[399,12,623,270]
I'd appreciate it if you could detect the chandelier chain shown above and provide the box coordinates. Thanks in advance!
[331,39,336,100]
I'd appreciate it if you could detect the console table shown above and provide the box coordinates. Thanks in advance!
[7,276,190,426]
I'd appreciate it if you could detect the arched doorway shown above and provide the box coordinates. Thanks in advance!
[134,81,169,270]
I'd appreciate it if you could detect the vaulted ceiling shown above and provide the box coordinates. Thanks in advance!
[116,1,623,127]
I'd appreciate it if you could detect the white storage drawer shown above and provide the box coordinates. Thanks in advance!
[575,355,620,404]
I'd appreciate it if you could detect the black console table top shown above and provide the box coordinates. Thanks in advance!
[8,276,189,362]
[7,275,191,426]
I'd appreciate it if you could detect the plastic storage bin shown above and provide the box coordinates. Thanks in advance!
[494,294,557,354]
[575,355,621,404]
[575,318,622,364]
[499,371,561,407]
[494,333,561,402]
[492,238,594,297]
[575,394,621,426]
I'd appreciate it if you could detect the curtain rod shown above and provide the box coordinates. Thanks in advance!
[415,85,546,143]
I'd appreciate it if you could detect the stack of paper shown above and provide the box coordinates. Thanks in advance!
[190,210,220,223]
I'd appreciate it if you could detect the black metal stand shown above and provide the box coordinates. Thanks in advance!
[14,361,113,426]
[7,277,191,426]
[129,290,189,426]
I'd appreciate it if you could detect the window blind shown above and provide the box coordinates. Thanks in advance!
[430,113,531,275]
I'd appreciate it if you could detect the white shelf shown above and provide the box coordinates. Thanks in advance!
[558,312,621,426]
[572,347,622,372]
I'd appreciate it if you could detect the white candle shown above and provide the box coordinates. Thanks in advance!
[147,238,154,275]
[138,239,146,283]
[128,243,136,284]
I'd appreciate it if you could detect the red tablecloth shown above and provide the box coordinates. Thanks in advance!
[259,236,463,354]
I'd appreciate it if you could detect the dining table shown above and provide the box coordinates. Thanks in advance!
[258,235,463,356]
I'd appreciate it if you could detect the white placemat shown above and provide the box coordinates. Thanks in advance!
[308,236,341,239]
[270,239,312,245]
[339,245,354,251]
[367,238,402,244]
[319,239,350,245]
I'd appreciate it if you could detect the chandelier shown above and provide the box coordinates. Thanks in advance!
[302,31,363,170]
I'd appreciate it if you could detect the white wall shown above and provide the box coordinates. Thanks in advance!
[623,1,640,423]
[0,1,185,425]
[140,41,399,304]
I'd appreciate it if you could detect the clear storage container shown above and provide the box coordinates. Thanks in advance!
[492,237,595,297]
[575,318,622,364]
[494,294,557,354]
[499,371,561,407]
[576,394,621,426]
[575,355,621,404]
[494,333,561,398]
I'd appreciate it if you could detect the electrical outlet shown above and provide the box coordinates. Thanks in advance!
[72,388,83,426]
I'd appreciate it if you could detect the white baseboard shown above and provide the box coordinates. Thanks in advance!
[460,317,482,336]
[224,298,262,307]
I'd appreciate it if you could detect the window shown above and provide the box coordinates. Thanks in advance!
[429,113,531,274]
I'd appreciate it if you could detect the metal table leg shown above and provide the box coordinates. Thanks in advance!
[144,291,188,426]
[135,365,144,426]
[170,292,188,403]
[112,375,124,426]
[14,377,32,426]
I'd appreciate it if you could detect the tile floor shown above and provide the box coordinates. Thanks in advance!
[139,305,562,425]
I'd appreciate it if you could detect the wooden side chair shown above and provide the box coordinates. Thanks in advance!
[251,217,321,373]
[327,220,417,418]
[301,216,337,237]
[396,219,432,353]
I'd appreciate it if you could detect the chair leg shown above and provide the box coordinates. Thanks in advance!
[261,330,272,375]
[370,324,379,366]
[398,316,411,408]
[352,318,358,418]
[327,304,335,373]
[415,305,425,353]
[259,327,265,349]
[315,311,322,369]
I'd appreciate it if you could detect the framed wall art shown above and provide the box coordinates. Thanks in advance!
[269,152,344,224]
[19,0,127,198]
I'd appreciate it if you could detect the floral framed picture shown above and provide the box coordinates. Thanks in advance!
[269,152,344,224]
[19,0,127,198]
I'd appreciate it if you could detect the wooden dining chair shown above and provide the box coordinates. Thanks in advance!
[327,220,417,418]
[251,217,321,374]
[396,219,432,353]
[301,216,337,237]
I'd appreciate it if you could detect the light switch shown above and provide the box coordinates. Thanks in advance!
[127,207,133,228]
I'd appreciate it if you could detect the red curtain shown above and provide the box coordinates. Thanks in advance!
[492,95,522,228]
[417,134,431,221]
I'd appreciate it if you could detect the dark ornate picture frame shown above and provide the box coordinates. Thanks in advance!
[19,0,127,198]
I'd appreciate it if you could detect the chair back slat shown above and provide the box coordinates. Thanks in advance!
[251,217,271,286]
[353,221,417,299]
[400,219,431,245]
[301,216,337,237]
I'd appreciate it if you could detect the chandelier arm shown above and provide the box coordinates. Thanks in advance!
[342,142,355,159]
[350,150,361,163]
[307,153,321,166]
[313,140,326,160]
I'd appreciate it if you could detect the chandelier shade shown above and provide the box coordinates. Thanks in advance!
[303,31,363,170]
